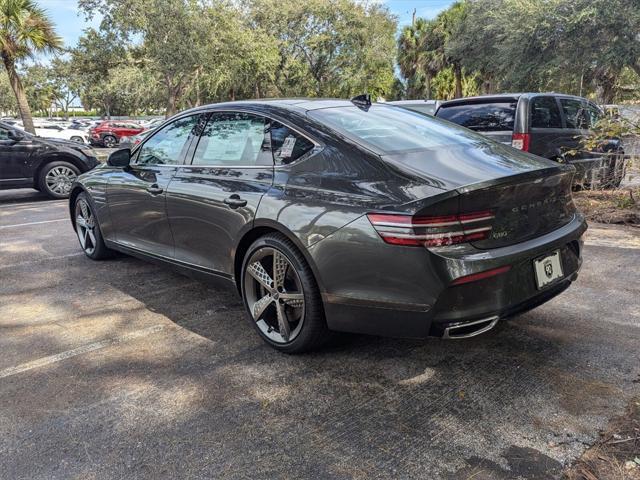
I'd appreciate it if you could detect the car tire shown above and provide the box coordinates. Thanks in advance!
[39,161,80,199]
[241,233,330,353]
[102,135,117,148]
[73,192,113,260]
[70,136,84,143]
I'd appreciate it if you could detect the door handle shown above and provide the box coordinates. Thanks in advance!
[147,184,164,195]
[223,195,247,208]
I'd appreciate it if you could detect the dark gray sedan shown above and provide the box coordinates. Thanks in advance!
[68,98,586,353]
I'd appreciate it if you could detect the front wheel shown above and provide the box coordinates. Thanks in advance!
[241,233,330,353]
[39,161,79,199]
[74,192,113,260]
[102,135,117,148]
[70,136,84,143]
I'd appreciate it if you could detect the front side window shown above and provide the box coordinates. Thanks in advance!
[192,112,272,166]
[586,103,604,128]
[270,121,315,165]
[436,101,516,132]
[560,98,589,129]
[0,127,10,140]
[136,115,199,166]
[530,97,562,128]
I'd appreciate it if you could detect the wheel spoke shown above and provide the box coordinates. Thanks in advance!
[247,261,273,290]
[252,294,273,320]
[87,229,97,247]
[76,215,87,228]
[275,301,290,342]
[78,228,87,248]
[273,250,288,290]
[280,292,304,309]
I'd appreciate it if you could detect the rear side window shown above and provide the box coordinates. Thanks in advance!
[530,97,562,128]
[436,102,516,132]
[192,112,272,167]
[560,98,589,129]
[270,121,315,165]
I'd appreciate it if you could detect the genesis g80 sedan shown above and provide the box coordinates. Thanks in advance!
[69,97,586,353]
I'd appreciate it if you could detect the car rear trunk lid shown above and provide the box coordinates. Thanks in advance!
[458,168,576,249]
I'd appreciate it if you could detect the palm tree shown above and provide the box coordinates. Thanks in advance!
[0,0,61,134]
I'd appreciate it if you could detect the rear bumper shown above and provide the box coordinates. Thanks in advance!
[317,214,587,339]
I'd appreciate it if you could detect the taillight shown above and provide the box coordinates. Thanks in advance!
[367,210,495,247]
[511,133,530,152]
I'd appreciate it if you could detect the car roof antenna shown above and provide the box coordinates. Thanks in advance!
[351,94,372,111]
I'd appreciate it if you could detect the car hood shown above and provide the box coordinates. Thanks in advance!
[381,141,571,192]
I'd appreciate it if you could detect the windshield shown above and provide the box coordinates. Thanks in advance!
[309,105,491,154]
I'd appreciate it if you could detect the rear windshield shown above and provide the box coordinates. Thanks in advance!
[308,105,491,154]
[436,101,516,132]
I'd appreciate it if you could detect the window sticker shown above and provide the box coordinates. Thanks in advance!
[280,135,297,158]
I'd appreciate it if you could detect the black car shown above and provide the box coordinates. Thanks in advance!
[435,93,621,185]
[0,122,99,198]
[69,98,586,353]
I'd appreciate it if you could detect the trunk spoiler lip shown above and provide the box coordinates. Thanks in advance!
[454,164,575,195]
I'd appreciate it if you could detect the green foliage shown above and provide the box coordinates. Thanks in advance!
[74,0,397,115]
[399,0,640,103]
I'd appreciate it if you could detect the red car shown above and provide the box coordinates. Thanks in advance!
[89,121,145,148]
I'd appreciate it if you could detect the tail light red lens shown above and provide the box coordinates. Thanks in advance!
[511,133,531,152]
[367,210,495,247]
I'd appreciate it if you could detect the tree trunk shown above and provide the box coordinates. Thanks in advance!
[166,90,178,117]
[453,64,463,99]
[3,56,35,134]
[425,75,432,100]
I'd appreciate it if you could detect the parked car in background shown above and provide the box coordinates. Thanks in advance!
[388,99,440,116]
[89,121,145,147]
[14,120,91,144]
[69,98,586,353]
[0,121,98,198]
[119,128,154,148]
[435,93,622,185]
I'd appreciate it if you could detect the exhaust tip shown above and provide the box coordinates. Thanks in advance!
[442,316,499,339]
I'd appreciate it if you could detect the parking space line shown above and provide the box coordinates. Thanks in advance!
[0,325,165,379]
[0,219,68,229]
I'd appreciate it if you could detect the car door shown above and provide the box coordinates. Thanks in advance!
[106,114,201,258]
[166,111,274,274]
[0,125,36,187]
[527,95,565,159]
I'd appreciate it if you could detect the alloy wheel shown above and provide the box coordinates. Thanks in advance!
[45,166,77,196]
[244,247,305,344]
[103,136,116,148]
[75,198,97,255]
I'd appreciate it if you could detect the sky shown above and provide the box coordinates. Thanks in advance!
[39,0,456,50]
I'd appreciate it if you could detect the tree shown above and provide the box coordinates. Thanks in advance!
[0,0,62,132]
[70,28,126,117]
[249,0,397,98]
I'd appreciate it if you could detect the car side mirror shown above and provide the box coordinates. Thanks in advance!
[107,148,131,167]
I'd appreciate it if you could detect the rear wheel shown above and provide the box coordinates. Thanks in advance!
[241,233,329,353]
[39,161,79,199]
[102,135,117,148]
[70,136,84,143]
[74,192,113,260]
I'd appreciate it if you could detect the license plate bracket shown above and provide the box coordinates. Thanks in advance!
[533,250,564,289]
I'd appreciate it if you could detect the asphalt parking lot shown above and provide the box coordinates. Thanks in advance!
[1,188,639,480]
